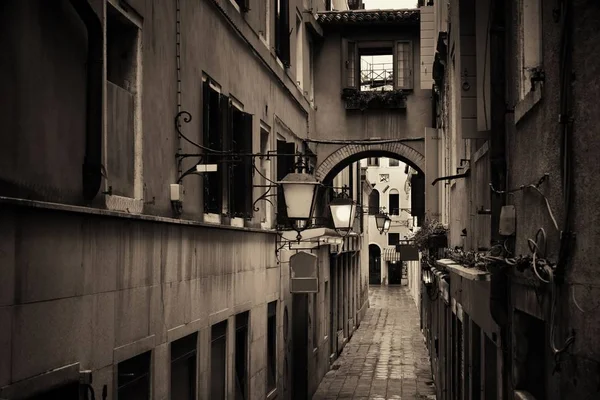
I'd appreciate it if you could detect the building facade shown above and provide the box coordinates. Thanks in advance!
[0,0,368,399]
[420,0,600,399]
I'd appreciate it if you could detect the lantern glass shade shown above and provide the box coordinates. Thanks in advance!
[278,172,320,222]
[383,217,392,233]
[329,197,357,231]
[375,213,387,231]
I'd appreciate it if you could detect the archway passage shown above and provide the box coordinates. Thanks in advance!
[315,143,426,226]
[315,142,425,182]
[369,244,381,285]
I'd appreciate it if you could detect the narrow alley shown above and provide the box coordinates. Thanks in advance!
[313,286,436,399]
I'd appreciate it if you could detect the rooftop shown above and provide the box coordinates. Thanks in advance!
[316,9,420,26]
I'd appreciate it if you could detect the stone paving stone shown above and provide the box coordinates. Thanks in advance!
[313,286,436,399]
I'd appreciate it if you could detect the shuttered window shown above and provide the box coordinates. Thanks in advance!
[275,0,290,66]
[202,80,253,218]
[230,107,253,218]
[203,81,223,214]
[395,41,413,90]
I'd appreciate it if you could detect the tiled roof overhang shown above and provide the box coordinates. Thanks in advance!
[316,9,420,27]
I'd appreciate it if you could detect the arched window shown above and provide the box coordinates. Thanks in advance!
[388,189,399,215]
[368,189,380,215]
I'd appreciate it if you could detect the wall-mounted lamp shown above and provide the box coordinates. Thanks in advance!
[173,111,319,240]
[375,212,391,234]
[278,172,320,241]
[330,195,357,234]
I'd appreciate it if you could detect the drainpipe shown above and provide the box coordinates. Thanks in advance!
[69,0,104,201]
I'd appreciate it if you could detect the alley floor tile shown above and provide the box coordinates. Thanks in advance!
[313,286,436,400]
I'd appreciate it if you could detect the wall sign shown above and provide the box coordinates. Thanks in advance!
[289,251,319,293]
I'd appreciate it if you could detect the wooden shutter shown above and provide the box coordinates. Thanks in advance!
[203,82,223,214]
[230,111,253,218]
[221,94,232,216]
[394,41,413,90]
[341,38,358,89]
[279,0,291,67]
[237,0,250,12]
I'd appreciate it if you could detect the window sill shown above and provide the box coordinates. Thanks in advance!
[514,84,543,124]
[0,196,277,235]
[105,194,143,213]
[266,388,278,400]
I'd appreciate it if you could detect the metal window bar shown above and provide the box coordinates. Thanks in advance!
[360,58,394,90]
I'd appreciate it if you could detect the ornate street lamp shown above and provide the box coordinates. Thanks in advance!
[329,195,357,235]
[278,172,320,241]
[375,212,392,234]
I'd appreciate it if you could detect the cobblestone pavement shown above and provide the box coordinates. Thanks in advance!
[313,285,436,399]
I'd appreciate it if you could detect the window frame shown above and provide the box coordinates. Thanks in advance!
[388,232,400,246]
[341,39,414,91]
[202,77,254,221]
[104,0,144,211]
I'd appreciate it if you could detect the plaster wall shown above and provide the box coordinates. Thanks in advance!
[0,204,279,400]
[504,2,600,397]
[0,0,314,224]
[433,0,600,398]
[313,28,432,142]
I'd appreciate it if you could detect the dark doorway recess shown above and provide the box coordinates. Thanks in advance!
[369,244,381,284]
[291,294,308,400]
[388,262,402,285]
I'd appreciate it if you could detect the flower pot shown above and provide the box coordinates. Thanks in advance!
[427,234,448,249]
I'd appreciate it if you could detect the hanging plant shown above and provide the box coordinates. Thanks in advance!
[410,219,449,251]
[341,88,407,111]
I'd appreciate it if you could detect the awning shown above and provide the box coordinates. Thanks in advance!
[382,247,402,262]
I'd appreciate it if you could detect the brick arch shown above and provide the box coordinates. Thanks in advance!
[315,142,425,182]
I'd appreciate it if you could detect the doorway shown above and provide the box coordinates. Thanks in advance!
[388,261,402,285]
[369,244,381,284]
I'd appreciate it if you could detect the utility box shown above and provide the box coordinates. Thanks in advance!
[290,251,319,293]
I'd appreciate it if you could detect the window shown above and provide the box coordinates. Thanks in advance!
[235,312,249,400]
[379,174,390,183]
[211,321,228,400]
[342,40,413,91]
[295,13,304,89]
[368,189,380,215]
[117,351,151,400]
[361,49,393,91]
[520,0,542,99]
[229,103,254,218]
[389,190,399,215]
[267,301,277,394]
[388,232,400,245]
[274,0,290,66]
[106,3,141,199]
[171,333,198,400]
[326,0,332,10]
[202,80,253,218]
[388,158,399,167]
[367,157,379,166]
[234,0,250,12]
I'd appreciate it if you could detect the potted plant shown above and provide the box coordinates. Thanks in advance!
[341,88,407,111]
[411,219,448,251]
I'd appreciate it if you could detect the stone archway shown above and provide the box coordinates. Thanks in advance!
[315,142,425,182]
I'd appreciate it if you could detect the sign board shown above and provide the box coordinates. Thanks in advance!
[395,244,420,261]
[289,251,319,293]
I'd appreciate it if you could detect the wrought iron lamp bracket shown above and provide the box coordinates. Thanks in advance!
[174,111,317,213]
